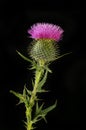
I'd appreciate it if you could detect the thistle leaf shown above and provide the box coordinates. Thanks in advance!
[35,102,44,115]
[10,90,25,104]
[42,100,57,115]
[24,86,32,96]
[37,89,49,93]
[32,80,35,87]
[37,101,57,123]
[33,101,57,124]
[41,115,47,123]
[16,50,33,63]
[33,102,45,123]
[43,66,52,73]
[56,52,72,60]
[23,86,26,97]
[10,90,23,99]
[23,86,30,103]
[38,70,48,91]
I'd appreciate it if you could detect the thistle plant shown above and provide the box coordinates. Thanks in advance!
[10,23,69,130]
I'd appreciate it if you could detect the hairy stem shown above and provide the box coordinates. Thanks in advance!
[26,65,44,130]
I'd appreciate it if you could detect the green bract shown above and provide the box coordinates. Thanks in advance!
[28,39,59,64]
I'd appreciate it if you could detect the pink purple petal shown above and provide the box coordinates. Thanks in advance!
[28,23,64,41]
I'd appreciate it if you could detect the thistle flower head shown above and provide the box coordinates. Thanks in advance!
[28,23,64,65]
[28,23,64,41]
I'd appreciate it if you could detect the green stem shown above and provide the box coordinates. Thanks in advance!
[26,66,44,130]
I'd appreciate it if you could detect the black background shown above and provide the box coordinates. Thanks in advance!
[0,1,86,130]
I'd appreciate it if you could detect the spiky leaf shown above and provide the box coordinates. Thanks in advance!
[16,50,33,63]
[42,100,57,115]
[37,70,48,91]
[10,90,25,104]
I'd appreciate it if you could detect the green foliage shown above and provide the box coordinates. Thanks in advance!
[16,50,33,63]
[56,52,72,60]
[10,57,57,130]
[10,90,25,104]
[11,50,72,130]
[37,70,48,92]
[33,100,57,123]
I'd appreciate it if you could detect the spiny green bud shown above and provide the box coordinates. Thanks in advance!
[28,39,59,64]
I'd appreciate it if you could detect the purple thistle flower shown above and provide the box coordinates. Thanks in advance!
[28,23,64,41]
